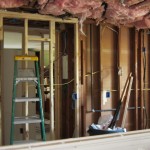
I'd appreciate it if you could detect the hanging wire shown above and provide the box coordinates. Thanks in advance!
[106,26,118,34]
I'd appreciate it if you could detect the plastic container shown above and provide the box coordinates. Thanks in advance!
[88,126,125,136]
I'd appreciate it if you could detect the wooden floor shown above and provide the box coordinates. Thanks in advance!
[0,129,150,150]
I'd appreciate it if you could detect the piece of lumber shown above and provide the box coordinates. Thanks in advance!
[0,10,78,23]
[28,37,51,42]
[0,16,4,145]
[108,73,132,128]
[49,21,55,140]
[74,22,80,137]
[134,29,138,130]
[120,73,132,102]
[121,76,133,128]
[23,18,29,140]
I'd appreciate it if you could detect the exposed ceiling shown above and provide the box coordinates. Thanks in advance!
[0,0,150,29]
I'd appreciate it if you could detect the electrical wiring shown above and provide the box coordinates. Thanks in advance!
[103,25,120,73]
[53,78,74,86]
[106,25,118,34]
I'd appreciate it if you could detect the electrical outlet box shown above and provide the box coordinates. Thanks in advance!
[106,91,110,98]
[102,90,111,105]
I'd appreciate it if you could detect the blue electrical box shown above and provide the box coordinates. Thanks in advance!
[106,91,110,98]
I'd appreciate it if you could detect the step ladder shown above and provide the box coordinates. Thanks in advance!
[10,55,46,145]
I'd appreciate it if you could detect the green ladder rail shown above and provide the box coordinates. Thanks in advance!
[10,55,46,145]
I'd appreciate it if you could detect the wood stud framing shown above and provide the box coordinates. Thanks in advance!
[0,10,79,144]
[40,34,45,122]
[137,30,143,129]
[49,21,55,140]
[0,10,77,23]
[0,8,150,145]
[0,15,4,145]
[129,28,137,129]
[135,29,138,129]
[113,26,120,111]
[117,27,121,100]
[74,23,80,137]
[80,25,86,136]
[54,31,61,139]
[148,33,150,128]
[24,18,29,140]
[134,29,138,129]
[99,25,102,116]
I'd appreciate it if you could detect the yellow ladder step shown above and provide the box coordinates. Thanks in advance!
[15,56,38,61]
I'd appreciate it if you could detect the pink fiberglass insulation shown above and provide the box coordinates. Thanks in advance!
[134,15,150,29]
[39,0,104,18]
[39,2,65,15]
[104,1,149,28]
[38,0,49,5]
[38,0,104,33]
[0,0,149,29]
[38,0,150,29]
[0,0,29,8]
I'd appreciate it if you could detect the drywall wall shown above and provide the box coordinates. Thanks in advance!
[4,31,49,50]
